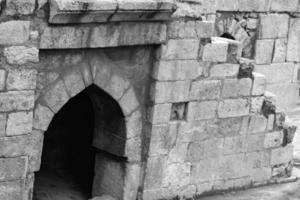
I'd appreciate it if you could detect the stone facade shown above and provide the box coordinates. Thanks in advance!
[0,0,297,200]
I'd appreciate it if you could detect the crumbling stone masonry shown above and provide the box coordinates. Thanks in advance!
[0,0,298,200]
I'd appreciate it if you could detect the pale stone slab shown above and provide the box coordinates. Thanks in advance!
[248,115,267,134]
[149,104,171,124]
[252,72,266,96]
[210,64,239,78]
[6,111,33,136]
[255,39,274,64]
[259,14,289,39]
[287,18,300,62]
[270,0,298,12]
[161,39,199,60]
[0,70,5,91]
[190,80,221,100]
[162,162,191,187]
[273,39,287,63]
[33,104,54,131]
[202,42,228,62]
[0,156,27,181]
[144,156,165,189]
[4,46,39,65]
[222,78,252,98]
[187,101,218,121]
[40,23,167,49]
[6,0,35,15]
[153,60,201,81]
[104,74,130,100]
[270,144,293,165]
[246,134,264,152]
[167,20,197,39]
[0,21,30,45]
[0,180,24,200]
[218,99,250,118]
[7,69,37,90]
[0,91,34,112]
[264,131,283,148]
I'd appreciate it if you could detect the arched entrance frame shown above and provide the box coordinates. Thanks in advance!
[33,56,142,200]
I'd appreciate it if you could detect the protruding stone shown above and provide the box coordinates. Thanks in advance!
[187,101,218,121]
[6,111,33,136]
[264,131,283,149]
[252,72,266,96]
[4,46,39,65]
[222,78,252,98]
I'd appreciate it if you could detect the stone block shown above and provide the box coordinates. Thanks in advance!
[270,144,293,165]
[0,91,34,112]
[144,156,166,189]
[191,159,216,184]
[255,63,295,84]
[0,156,27,181]
[195,21,215,38]
[0,180,24,200]
[104,74,130,101]
[202,42,228,62]
[167,20,197,39]
[287,18,300,62]
[7,69,37,90]
[246,134,265,152]
[63,70,85,97]
[173,0,217,18]
[210,63,240,78]
[119,87,139,116]
[255,39,274,64]
[33,104,54,131]
[187,101,218,121]
[248,115,267,134]
[40,23,166,49]
[203,138,224,158]
[162,163,191,187]
[223,136,245,155]
[4,46,39,65]
[251,167,272,183]
[149,104,171,124]
[222,78,252,98]
[270,0,298,12]
[0,70,6,91]
[216,154,247,179]
[212,37,242,63]
[44,81,70,113]
[0,21,30,45]
[177,121,208,142]
[218,117,243,137]
[6,111,33,136]
[273,39,287,63]
[153,60,201,81]
[252,72,266,96]
[247,18,258,29]
[251,96,264,113]
[264,131,283,149]
[218,99,250,118]
[218,0,271,12]
[0,114,6,137]
[267,114,275,131]
[161,39,199,60]
[190,80,221,100]
[151,81,190,103]
[186,142,204,162]
[6,0,35,15]
[167,142,188,163]
[259,14,289,39]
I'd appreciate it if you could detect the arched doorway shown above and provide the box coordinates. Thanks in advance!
[33,84,127,200]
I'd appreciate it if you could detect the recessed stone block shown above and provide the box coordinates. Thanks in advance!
[170,102,187,121]
[187,101,218,121]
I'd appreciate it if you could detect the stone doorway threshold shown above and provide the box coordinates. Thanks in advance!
[33,170,88,200]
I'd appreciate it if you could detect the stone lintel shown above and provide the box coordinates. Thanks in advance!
[49,0,177,24]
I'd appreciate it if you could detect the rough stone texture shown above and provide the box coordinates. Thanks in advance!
[218,99,250,118]
[259,14,289,39]
[33,104,54,131]
[210,64,239,78]
[255,39,274,64]
[0,156,27,181]
[4,46,39,65]
[0,21,30,45]
[0,180,24,200]
[270,144,293,166]
[252,72,266,96]
[0,91,35,112]
[6,0,35,15]
[7,69,37,90]
[273,39,287,63]
[190,80,221,100]
[40,23,167,49]
[6,112,33,136]
[202,42,228,62]
[248,115,267,134]
[187,101,218,120]
[264,131,283,148]
[222,78,252,98]
[149,104,171,124]
[287,18,300,62]
[161,39,199,60]
[270,0,298,12]
[63,70,85,97]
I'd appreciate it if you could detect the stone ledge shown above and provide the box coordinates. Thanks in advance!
[49,0,176,24]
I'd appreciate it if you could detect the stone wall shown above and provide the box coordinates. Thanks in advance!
[0,0,297,200]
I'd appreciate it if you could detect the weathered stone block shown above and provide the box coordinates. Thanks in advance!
[0,21,30,45]
[162,163,191,187]
[255,39,274,64]
[151,81,190,103]
[202,42,228,62]
[144,156,166,189]
[210,64,240,78]
[149,104,171,124]
[287,18,300,62]
[7,69,37,90]
[161,39,199,60]
[259,14,289,39]
[153,60,201,81]
[222,78,252,98]
[270,144,293,165]
[44,81,69,113]
[248,115,267,134]
[0,114,6,138]
[4,46,39,65]
[273,39,287,63]
[252,72,266,96]
[0,91,34,112]
[264,131,283,149]
[195,21,215,38]
[167,20,197,39]
[0,180,24,200]
[203,138,224,158]
[187,101,218,121]
[173,0,217,18]
[190,80,221,100]
[218,99,250,118]
[0,156,27,181]
[167,142,188,163]
[177,121,208,142]
[33,104,54,131]
[63,70,85,97]
[223,136,245,155]
[187,142,204,162]
[191,159,216,184]
[105,74,130,101]
[270,0,298,12]
[216,154,247,179]
[255,63,295,84]
[218,117,243,137]
[246,134,265,152]
[6,111,33,136]
[251,96,264,113]
[0,70,5,91]
[6,0,35,15]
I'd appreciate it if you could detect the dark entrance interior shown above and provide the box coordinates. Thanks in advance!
[33,85,127,200]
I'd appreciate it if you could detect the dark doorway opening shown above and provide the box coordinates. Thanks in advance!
[33,88,96,200]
